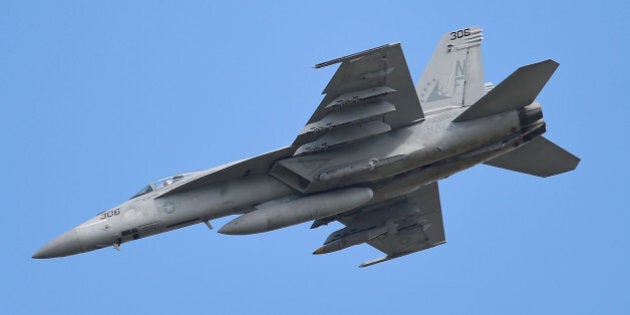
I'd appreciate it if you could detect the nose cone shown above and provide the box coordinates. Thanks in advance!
[32,228,83,259]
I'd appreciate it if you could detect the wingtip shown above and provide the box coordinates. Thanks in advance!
[313,43,399,69]
[358,255,391,268]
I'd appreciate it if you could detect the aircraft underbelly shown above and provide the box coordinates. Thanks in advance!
[270,110,522,193]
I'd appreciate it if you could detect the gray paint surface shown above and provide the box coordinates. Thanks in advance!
[32,26,579,266]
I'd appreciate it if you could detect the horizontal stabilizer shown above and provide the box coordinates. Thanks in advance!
[453,59,559,122]
[484,137,580,177]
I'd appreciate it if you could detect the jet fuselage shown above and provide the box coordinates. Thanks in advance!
[34,28,578,266]
[33,103,543,258]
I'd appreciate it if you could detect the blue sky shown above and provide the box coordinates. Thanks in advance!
[3,1,628,314]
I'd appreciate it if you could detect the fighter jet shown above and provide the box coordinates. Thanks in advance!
[33,27,579,267]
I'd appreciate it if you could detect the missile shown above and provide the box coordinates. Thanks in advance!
[218,187,373,235]
[313,225,388,255]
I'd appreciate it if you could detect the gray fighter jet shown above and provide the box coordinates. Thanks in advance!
[33,27,579,267]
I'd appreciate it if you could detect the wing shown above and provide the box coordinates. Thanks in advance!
[156,146,295,198]
[292,43,423,155]
[315,182,445,267]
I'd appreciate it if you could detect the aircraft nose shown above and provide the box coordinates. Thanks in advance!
[32,228,83,259]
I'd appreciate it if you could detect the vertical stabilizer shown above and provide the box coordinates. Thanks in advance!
[416,27,484,112]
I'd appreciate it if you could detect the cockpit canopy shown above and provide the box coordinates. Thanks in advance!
[130,172,197,199]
